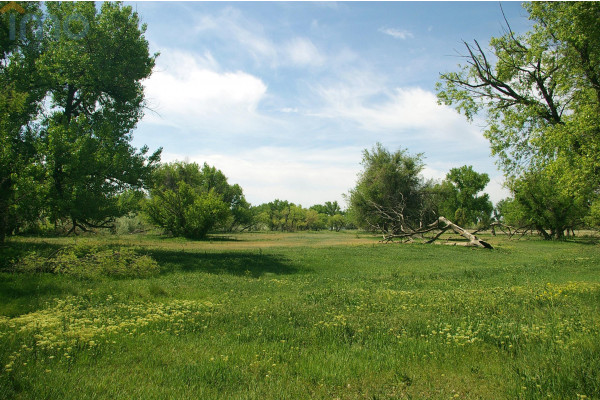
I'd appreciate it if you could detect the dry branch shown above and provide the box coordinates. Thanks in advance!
[380,216,493,249]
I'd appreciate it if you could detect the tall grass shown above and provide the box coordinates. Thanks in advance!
[0,232,598,399]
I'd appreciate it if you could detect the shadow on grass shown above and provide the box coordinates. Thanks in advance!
[152,234,240,243]
[0,274,77,317]
[0,240,63,271]
[147,249,303,278]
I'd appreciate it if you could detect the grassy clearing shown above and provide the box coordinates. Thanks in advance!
[1,231,599,399]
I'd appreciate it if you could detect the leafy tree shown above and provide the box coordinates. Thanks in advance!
[328,214,346,232]
[145,162,232,239]
[437,166,493,227]
[255,199,292,231]
[506,168,588,239]
[348,143,431,235]
[436,2,600,223]
[38,2,160,233]
[310,201,345,230]
[195,164,252,231]
[0,1,46,241]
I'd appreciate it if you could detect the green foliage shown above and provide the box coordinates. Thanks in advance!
[437,2,600,225]
[15,244,159,279]
[145,162,239,239]
[348,143,433,234]
[114,213,152,235]
[0,1,46,242]
[327,214,346,232]
[37,2,161,232]
[0,2,161,240]
[252,200,347,232]
[584,199,600,229]
[506,168,589,239]
[437,166,493,227]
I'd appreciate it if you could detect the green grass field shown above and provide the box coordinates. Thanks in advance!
[1,231,599,399]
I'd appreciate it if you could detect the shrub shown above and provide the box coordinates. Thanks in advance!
[15,244,159,278]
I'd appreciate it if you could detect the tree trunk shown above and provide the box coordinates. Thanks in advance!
[437,217,493,249]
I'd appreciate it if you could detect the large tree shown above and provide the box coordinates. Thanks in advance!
[503,168,588,239]
[38,2,160,233]
[436,2,600,211]
[0,1,47,242]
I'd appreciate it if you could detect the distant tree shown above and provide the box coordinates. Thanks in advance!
[145,162,232,239]
[328,214,346,232]
[310,201,345,230]
[304,209,321,230]
[348,143,431,235]
[437,166,493,227]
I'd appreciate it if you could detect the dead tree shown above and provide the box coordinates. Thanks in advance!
[381,216,493,249]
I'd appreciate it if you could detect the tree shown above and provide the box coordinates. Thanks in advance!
[436,2,600,222]
[348,143,431,235]
[0,1,46,242]
[310,201,345,230]
[328,214,346,232]
[437,166,493,227]
[145,162,232,239]
[38,2,160,233]
[507,168,588,239]
[195,164,252,231]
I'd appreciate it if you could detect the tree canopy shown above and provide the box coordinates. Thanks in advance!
[145,162,250,239]
[437,166,493,227]
[0,1,160,240]
[347,143,434,235]
[437,1,600,236]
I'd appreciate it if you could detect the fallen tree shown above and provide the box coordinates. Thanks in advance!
[379,216,493,249]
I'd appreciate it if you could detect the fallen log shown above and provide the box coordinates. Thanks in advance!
[380,217,493,249]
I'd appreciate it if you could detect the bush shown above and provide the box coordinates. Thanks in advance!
[15,244,159,279]
[115,213,152,235]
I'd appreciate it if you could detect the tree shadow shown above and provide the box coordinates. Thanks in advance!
[0,240,63,271]
[152,234,240,243]
[147,249,304,278]
[0,274,77,317]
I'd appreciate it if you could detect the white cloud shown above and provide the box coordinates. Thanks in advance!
[193,8,326,68]
[194,7,278,65]
[283,37,325,67]
[314,81,486,144]
[161,146,363,207]
[143,49,268,131]
[379,27,414,40]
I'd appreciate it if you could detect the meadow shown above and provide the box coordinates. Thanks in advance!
[0,231,599,399]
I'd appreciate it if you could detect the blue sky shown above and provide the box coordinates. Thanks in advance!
[129,1,532,207]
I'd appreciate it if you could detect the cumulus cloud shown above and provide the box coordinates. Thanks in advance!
[379,27,414,40]
[143,49,268,131]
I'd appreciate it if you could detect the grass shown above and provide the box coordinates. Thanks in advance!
[0,231,599,399]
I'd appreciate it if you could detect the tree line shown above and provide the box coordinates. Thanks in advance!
[2,2,599,242]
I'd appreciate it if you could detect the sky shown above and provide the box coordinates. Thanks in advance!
[128,1,533,208]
